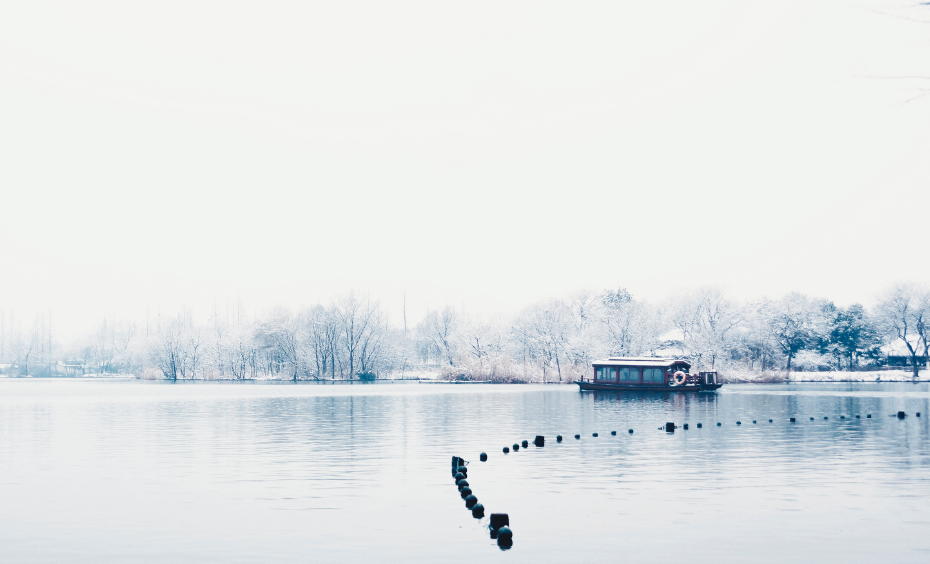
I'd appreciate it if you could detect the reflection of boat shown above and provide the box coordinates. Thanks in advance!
[576,357,722,392]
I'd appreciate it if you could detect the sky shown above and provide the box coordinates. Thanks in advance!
[1,0,929,341]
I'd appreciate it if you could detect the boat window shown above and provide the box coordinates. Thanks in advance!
[618,367,638,382]
[596,367,616,381]
[643,368,664,383]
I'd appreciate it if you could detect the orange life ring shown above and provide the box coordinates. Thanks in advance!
[672,371,687,385]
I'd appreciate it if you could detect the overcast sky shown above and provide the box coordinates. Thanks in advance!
[1,0,929,340]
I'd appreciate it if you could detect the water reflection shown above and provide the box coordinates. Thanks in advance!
[0,381,927,563]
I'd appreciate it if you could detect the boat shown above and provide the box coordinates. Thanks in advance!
[575,357,722,392]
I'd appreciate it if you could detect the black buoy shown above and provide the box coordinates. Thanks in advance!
[790,417,796,422]
[769,419,773,423]
[464,494,478,508]
[534,435,545,447]
[683,423,689,430]
[452,456,460,470]
[521,440,528,448]
[471,503,485,518]
[867,414,872,418]
[696,423,702,428]
[512,443,520,451]
[503,446,509,453]
[917,412,921,417]
[665,422,675,433]
[716,422,721,426]
[497,526,513,541]
[628,429,633,434]
[752,420,756,424]
[810,417,814,421]
[574,434,580,439]
[490,513,509,530]
[460,487,472,499]
[736,421,741,425]
[840,415,845,419]
[824,417,828,420]
[897,411,906,419]
[611,431,617,435]
[556,435,563,442]
[592,432,598,437]
[454,472,465,482]
[856,415,860,419]
[457,480,469,492]
[480,452,488,462]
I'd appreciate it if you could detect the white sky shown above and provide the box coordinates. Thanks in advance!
[1,0,929,340]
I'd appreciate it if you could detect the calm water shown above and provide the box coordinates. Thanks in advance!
[0,380,928,563]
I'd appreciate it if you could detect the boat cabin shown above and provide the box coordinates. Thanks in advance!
[589,357,718,387]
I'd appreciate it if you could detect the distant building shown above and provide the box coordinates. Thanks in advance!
[57,360,86,376]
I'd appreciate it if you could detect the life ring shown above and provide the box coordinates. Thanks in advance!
[672,371,687,385]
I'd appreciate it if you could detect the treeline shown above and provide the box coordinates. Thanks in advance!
[3,283,930,381]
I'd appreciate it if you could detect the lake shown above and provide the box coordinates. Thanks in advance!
[0,380,928,563]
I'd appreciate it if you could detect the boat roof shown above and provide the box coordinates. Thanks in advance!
[593,357,691,368]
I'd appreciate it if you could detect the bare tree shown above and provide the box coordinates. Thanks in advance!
[875,282,929,379]
[419,307,459,366]
[333,292,382,378]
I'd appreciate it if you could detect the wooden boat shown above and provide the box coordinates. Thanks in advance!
[576,357,722,392]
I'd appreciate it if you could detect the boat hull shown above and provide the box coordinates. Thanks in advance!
[576,381,722,392]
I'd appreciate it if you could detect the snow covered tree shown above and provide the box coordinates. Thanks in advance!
[875,282,929,379]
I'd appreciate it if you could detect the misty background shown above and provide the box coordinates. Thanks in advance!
[1,0,929,368]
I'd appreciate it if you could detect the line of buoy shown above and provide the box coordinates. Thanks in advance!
[490,513,512,548]
[452,456,485,520]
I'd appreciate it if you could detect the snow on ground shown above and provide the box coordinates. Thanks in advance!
[724,370,925,383]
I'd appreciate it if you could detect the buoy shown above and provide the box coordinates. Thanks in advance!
[611,431,617,435]
[628,429,633,434]
[824,417,828,420]
[897,411,906,419]
[497,526,513,541]
[752,420,756,424]
[454,472,465,482]
[521,440,528,448]
[855,415,860,419]
[867,414,871,418]
[716,422,721,426]
[452,456,461,470]
[471,503,485,518]
[503,447,509,453]
[480,452,488,462]
[574,434,580,439]
[696,423,702,428]
[683,423,689,430]
[592,433,598,437]
[665,422,675,432]
[460,487,472,499]
[840,416,845,419]
[534,435,545,447]
[512,444,520,451]
[736,421,741,425]
[457,480,469,492]
[490,513,509,530]
[464,494,478,508]
[556,435,563,442]
[917,412,921,417]
[790,418,796,422]
[810,417,814,421]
